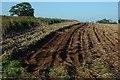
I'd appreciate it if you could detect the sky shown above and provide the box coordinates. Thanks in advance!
[1,0,119,2]
[1,2,118,22]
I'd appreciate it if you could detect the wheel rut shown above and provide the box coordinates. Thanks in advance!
[19,23,119,78]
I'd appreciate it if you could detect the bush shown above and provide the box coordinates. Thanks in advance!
[96,19,117,24]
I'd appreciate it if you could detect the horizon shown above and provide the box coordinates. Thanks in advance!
[1,2,118,22]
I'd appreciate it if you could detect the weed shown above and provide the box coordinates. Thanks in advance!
[49,69,68,76]
[2,59,26,78]
[80,66,90,74]
[99,71,109,75]
[91,58,111,77]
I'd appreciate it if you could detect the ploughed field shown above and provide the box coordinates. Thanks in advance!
[20,23,119,78]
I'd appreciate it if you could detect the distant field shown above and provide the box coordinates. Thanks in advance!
[1,16,119,79]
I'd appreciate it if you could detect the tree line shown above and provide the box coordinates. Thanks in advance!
[9,2,119,24]
[96,19,117,24]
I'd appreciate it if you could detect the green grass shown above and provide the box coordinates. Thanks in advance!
[0,61,2,79]
[80,66,90,74]
[90,58,111,77]
[2,59,26,78]
[1,15,69,36]
[49,69,68,76]
[99,71,109,75]
[79,58,111,77]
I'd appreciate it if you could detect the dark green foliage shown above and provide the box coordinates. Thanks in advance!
[2,59,26,78]
[9,2,34,16]
[118,18,120,24]
[96,19,117,24]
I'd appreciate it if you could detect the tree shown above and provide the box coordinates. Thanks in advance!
[96,19,117,24]
[118,17,120,24]
[9,2,34,16]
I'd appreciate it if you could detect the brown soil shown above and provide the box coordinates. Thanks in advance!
[19,23,119,79]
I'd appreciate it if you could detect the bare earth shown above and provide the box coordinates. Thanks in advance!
[19,23,119,79]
